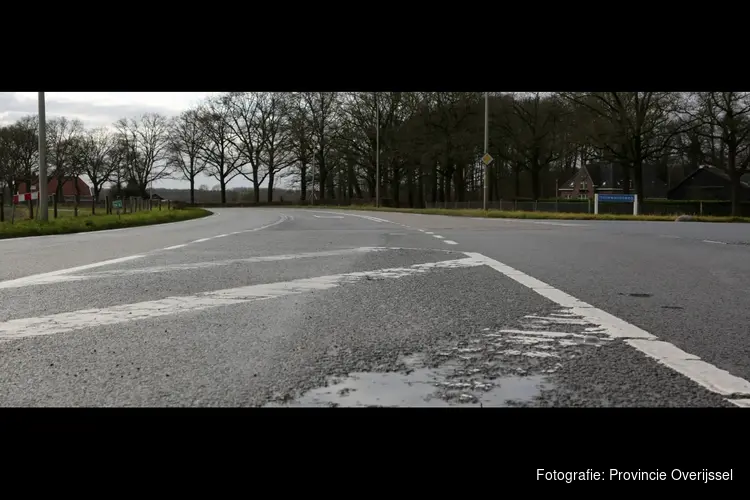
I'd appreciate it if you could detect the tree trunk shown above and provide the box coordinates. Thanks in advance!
[267,173,275,203]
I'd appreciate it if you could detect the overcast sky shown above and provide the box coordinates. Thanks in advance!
[0,92,255,190]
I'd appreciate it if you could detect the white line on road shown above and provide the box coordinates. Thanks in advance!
[433,235,445,239]
[308,210,395,224]
[0,255,145,290]
[471,217,588,227]
[313,215,345,219]
[192,238,211,243]
[425,232,435,235]
[0,247,393,289]
[464,252,750,404]
[0,257,485,340]
[443,240,458,245]
[702,240,726,245]
[0,216,291,290]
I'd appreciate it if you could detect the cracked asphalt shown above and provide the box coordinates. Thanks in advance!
[0,207,746,407]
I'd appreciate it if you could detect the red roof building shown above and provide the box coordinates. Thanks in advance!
[17,177,92,197]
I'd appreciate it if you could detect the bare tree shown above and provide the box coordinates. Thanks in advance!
[687,92,750,215]
[80,128,119,211]
[302,92,340,200]
[282,94,314,200]
[224,92,265,202]
[560,92,679,200]
[114,113,172,198]
[168,109,207,204]
[47,116,84,217]
[259,92,296,202]
[196,96,244,204]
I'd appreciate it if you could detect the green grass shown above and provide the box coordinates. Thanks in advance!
[0,207,212,239]
[288,204,750,223]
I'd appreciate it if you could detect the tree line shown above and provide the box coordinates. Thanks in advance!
[2,92,750,215]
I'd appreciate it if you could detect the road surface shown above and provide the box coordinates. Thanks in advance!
[1,207,749,407]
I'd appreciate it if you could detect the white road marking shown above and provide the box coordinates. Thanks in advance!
[215,234,229,238]
[443,240,458,245]
[0,257,485,340]
[524,315,591,325]
[470,217,587,227]
[433,235,445,239]
[308,210,394,224]
[0,215,290,290]
[464,251,750,404]
[0,248,392,289]
[313,215,344,219]
[530,221,588,227]
[418,229,426,232]
[0,255,145,290]
[702,240,726,245]
[493,329,588,339]
[425,232,435,235]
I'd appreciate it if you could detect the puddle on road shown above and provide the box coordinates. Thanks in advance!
[267,355,549,407]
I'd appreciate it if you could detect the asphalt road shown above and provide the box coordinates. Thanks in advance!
[0,207,748,407]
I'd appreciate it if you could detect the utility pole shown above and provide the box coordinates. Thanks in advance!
[483,92,489,210]
[375,92,380,208]
[37,92,49,221]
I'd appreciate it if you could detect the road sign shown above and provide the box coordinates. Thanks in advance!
[598,194,635,203]
[481,153,494,166]
[594,193,639,215]
[113,200,123,209]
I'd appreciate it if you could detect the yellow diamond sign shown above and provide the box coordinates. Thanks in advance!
[481,153,494,166]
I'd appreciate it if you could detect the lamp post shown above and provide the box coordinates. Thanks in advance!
[37,92,49,221]
[375,92,380,208]
[483,92,489,210]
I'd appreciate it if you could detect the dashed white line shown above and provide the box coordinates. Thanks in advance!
[425,232,435,235]
[702,240,726,245]
[443,240,458,245]
[464,251,750,406]
[433,235,445,239]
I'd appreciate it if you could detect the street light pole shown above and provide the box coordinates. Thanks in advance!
[375,92,380,208]
[483,92,489,211]
[37,92,49,221]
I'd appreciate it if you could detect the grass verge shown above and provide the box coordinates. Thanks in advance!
[289,204,750,223]
[0,208,212,239]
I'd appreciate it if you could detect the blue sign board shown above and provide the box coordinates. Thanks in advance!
[598,194,635,203]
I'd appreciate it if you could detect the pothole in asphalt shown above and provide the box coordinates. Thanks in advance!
[266,354,550,407]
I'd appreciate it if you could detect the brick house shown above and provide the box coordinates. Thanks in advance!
[17,177,92,200]
[558,162,668,199]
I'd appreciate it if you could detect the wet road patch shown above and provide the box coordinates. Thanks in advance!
[268,308,614,407]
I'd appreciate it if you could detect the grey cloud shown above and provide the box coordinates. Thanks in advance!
[0,93,183,128]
